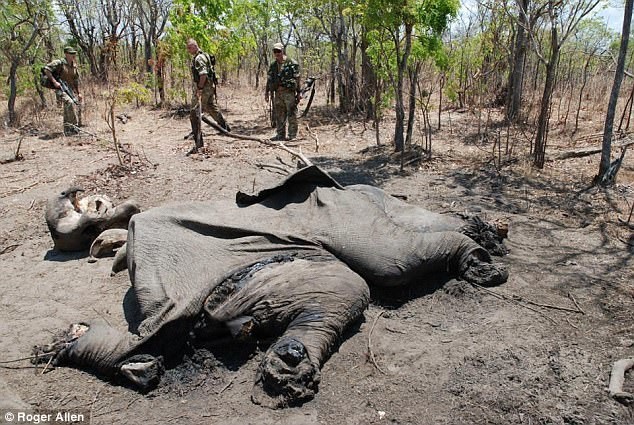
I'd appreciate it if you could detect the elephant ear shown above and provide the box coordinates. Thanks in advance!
[236,165,343,206]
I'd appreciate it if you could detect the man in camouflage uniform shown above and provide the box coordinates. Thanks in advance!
[265,43,301,141]
[43,46,83,136]
[187,38,231,153]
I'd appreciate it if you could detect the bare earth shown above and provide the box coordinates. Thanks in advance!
[0,85,633,425]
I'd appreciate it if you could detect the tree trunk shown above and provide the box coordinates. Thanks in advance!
[574,53,593,133]
[329,43,336,105]
[533,26,560,168]
[7,61,20,126]
[506,0,529,123]
[361,31,375,120]
[144,37,153,74]
[335,14,349,112]
[406,63,420,147]
[596,0,633,185]
[394,23,413,152]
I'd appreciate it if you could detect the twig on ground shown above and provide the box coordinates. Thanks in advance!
[0,355,40,364]
[41,355,54,374]
[0,182,39,198]
[304,123,320,153]
[0,244,20,255]
[67,124,110,144]
[565,317,579,329]
[403,155,423,167]
[218,375,237,395]
[28,199,36,210]
[201,116,313,166]
[140,146,157,167]
[91,308,112,327]
[368,310,387,374]
[276,155,294,169]
[510,294,583,314]
[385,326,407,334]
[15,136,24,158]
[567,293,585,315]
[470,283,557,324]
[252,162,290,175]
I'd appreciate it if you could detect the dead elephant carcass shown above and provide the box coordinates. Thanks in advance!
[45,187,140,252]
[35,166,508,408]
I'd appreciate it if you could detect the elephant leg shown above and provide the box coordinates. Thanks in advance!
[204,257,370,409]
[34,321,161,390]
[111,243,128,274]
[459,250,508,287]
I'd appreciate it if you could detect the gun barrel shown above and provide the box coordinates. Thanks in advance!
[59,81,79,105]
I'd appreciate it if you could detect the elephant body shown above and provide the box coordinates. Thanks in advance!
[38,166,507,408]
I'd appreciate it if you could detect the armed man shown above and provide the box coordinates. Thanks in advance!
[186,38,231,154]
[265,43,301,141]
[43,46,83,136]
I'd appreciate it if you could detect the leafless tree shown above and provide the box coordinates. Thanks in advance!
[526,0,602,168]
[596,0,633,185]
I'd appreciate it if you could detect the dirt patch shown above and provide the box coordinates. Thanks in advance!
[0,87,633,424]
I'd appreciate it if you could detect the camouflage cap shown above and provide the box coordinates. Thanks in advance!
[64,46,77,54]
[272,43,284,52]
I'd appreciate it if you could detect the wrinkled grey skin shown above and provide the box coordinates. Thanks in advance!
[45,187,140,252]
[35,169,508,409]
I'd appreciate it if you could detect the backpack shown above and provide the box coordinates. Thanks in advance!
[192,52,218,85]
[40,66,59,89]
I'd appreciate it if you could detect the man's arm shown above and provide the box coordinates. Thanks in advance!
[44,68,61,90]
[197,74,208,90]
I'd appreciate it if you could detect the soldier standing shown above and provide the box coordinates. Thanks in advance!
[265,43,301,141]
[187,38,231,153]
[43,46,83,136]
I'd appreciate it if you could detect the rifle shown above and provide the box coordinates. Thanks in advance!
[299,76,317,118]
[58,80,80,105]
[269,91,276,128]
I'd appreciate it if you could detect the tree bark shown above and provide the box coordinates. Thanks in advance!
[361,30,375,120]
[506,0,529,123]
[596,0,633,185]
[394,22,413,152]
[533,24,560,168]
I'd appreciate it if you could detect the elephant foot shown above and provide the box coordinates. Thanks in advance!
[251,337,320,409]
[460,254,508,287]
[32,323,89,366]
[119,354,164,391]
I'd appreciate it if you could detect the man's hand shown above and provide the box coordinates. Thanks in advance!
[78,93,83,102]
[54,81,61,90]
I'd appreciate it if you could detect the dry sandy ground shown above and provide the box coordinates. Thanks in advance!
[0,85,633,424]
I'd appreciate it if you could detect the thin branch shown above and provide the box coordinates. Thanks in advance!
[470,283,557,324]
[368,310,387,374]
[201,116,313,167]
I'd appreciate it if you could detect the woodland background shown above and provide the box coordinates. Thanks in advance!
[1,0,634,183]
